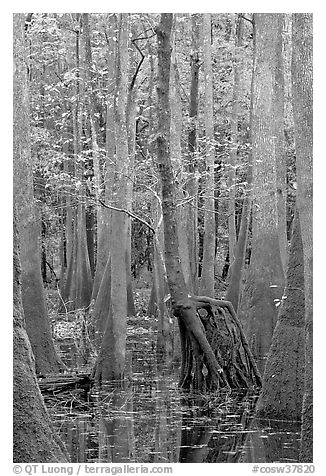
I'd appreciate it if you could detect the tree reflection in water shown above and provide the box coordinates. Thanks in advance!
[47,318,300,463]
[49,364,300,463]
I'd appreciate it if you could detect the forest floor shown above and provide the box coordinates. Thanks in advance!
[47,285,155,373]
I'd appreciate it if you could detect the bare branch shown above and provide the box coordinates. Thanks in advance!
[239,13,254,25]
[98,199,155,234]
[130,39,145,91]
[133,27,157,41]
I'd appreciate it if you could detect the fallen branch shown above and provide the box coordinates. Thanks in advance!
[38,373,93,395]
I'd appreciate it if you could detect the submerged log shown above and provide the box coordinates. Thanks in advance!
[38,373,93,395]
[180,296,262,392]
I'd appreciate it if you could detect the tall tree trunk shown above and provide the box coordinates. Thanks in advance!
[225,164,252,312]
[60,109,74,293]
[200,13,216,298]
[292,13,313,462]
[275,14,288,275]
[227,14,243,275]
[13,13,64,375]
[186,13,200,295]
[13,212,69,462]
[13,14,68,462]
[86,208,95,277]
[147,190,172,360]
[93,14,130,382]
[156,13,225,391]
[83,13,101,280]
[125,31,140,317]
[147,35,165,318]
[153,217,173,358]
[238,14,285,368]
[63,14,93,311]
[226,25,254,312]
[170,30,192,292]
[92,255,112,345]
[92,13,117,301]
[126,225,136,316]
[255,210,305,420]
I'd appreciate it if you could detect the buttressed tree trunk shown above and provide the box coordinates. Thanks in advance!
[156,13,229,391]
[63,14,93,312]
[92,13,117,302]
[238,14,284,367]
[255,210,305,420]
[13,212,69,463]
[200,13,216,298]
[13,13,64,375]
[93,13,130,382]
[292,13,313,463]
[13,14,68,462]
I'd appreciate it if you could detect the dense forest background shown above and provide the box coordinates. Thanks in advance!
[12,12,313,465]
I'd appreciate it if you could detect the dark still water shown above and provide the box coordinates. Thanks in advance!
[48,317,301,464]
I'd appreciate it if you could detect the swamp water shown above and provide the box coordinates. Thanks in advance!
[47,315,301,464]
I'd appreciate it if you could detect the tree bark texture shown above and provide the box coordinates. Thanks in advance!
[227,14,243,273]
[150,201,173,358]
[13,12,63,375]
[200,13,216,298]
[91,256,112,345]
[225,14,251,313]
[61,113,74,290]
[154,238,173,359]
[292,13,313,462]
[186,13,200,294]
[238,14,285,366]
[86,208,95,277]
[274,14,288,275]
[125,38,139,317]
[83,13,101,280]
[92,14,117,301]
[255,210,305,421]
[63,14,93,312]
[13,212,69,463]
[156,13,234,391]
[63,204,93,311]
[93,14,130,382]
[226,166,252,312]
[170,39,193,292]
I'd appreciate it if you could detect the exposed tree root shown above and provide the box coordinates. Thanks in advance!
[178,296,262,391]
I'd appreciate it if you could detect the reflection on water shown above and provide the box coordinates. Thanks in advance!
[49,320,301,464]
[49,357,301,463]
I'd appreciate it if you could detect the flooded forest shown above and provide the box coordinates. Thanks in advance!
[13,12,313,468]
